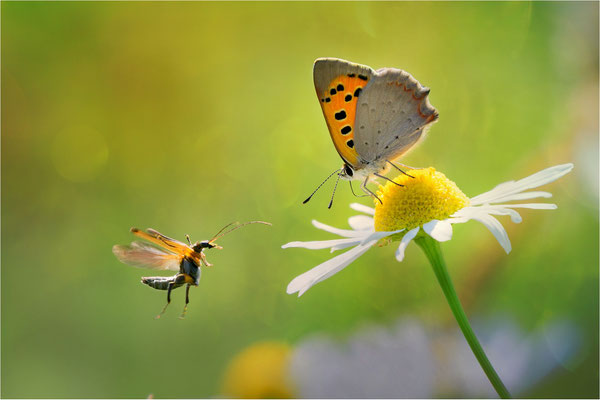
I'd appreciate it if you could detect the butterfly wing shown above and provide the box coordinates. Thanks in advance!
[313,58,375,168]
[354,68,438,164]
[112,242,182,271]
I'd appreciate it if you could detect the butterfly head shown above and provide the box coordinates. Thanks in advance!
[340,162,375,182]
[340,163,355,180]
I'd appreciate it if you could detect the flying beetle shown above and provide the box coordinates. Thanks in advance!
[112,221,271,319]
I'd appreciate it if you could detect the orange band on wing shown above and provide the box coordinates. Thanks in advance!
[131,228,197,258]
[318,74,369,166]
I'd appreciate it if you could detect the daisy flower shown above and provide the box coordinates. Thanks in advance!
[284,163,574,297]
[284,162,573,398]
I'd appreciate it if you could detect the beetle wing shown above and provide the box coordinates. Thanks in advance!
[130,228,191,255]
[112,242,182,271]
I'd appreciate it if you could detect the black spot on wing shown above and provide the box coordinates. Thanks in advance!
[330,88,337,95]
[337,84,344,91]
[345,94,352,102]
[346,139,354,148]
[358,74,368,81]
[341,126,352,135]
[334,110,347,120]
[354,88,362,97]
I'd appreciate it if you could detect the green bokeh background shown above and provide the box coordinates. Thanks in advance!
[2,1,598,398]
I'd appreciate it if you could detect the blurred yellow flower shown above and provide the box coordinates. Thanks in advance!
[219,317,578,398]
[221,342,295,399]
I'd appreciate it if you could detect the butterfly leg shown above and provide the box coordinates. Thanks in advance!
[349,180,370,198]
[361,177,382,204]
[386,160,416,178]
[374,172,404,187]
[179,284,191,319]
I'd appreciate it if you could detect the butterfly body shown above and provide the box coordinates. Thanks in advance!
[311,58,438,202]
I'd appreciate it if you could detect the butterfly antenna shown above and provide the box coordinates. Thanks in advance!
[303,168,343,204]
[209,221,272,243]
[328,172,343,209]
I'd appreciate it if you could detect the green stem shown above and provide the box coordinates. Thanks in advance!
[415,235,511,399]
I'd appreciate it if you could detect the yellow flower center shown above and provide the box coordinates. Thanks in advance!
[374,167,470,232]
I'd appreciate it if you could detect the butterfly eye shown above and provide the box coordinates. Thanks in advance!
[344,164,354,177]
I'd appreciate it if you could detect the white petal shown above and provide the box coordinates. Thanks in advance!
[468,181,519,205]
[490,208,522,223]
[395,227,420,262]
[423,220,453,242]
[348,215,375,231]
[513,163,574,189]
[451,207,483,219]
[483,191,552,204]
[330,230,400,253]
[350,203,375,215]
[446,217,470,224]
[470,164,573,205]
[287,238,378,296]
[312,220,366,238]
[360,230,402,246]
[462,206,523,223]
[498,203,558,210]
[330,241,362,252]
[282,237,363,250]
[454,203,558,225]
[470,214,512,253]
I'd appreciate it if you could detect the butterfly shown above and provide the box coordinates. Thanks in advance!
[112,221,271,319]
[304,58,439,207]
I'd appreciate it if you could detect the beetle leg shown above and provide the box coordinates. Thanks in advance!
[200,252,213,267]
[179,284,191,319]
[155,275,185,319]
[155,282,174,319]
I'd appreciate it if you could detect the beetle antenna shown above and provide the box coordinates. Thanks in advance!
[328,172,342,209]
[303,168,343,204]
[209,221,272,243]
[209,222,238,242]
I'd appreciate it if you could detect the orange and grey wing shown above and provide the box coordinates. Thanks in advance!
[130,228,190,255]
[112,242,182,271]
[354,68,438,163]
[313,58,375,168]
